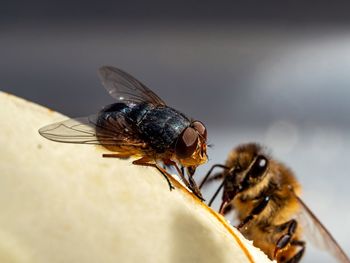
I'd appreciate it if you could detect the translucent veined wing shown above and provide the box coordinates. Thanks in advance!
[295,195,350,263]
[98,66,166,106]
[38,114,145,147]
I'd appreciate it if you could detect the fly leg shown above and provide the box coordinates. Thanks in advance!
[103,153,133,158]
[186,166,205,201]
[237,196,271,229]
[133,157,175,191]
[164,160,204,201]
[181,166,204,201]
[189,175,204,201]
[162,160,188,187]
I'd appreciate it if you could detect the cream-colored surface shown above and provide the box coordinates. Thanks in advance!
[0,91,272,263]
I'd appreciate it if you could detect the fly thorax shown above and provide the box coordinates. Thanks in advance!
[138,106,190,153]
[128,103,154,124]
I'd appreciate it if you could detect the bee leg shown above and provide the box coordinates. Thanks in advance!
[221,203,233,215]
[209,179,226,207]
[199,164,229,189]
[284,240,305,263]
[237,196,270,229]
[273,219,298,258]
[132,157,175,191]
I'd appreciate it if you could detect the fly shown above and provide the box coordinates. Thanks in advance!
[39,66,208,199]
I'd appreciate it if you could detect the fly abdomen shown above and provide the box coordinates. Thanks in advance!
[97,103,130,123]
[96,103,133,136]
[97,102,152,128]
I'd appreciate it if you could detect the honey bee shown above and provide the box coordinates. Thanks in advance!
[39,66,208,198]
[200,143,350,263]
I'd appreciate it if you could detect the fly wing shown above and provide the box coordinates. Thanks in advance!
[38,114,145,147]
[98,66,166,106]
[295,195,350,263]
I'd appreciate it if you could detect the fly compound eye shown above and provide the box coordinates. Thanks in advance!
[250,155,268,179]
[192,121,207,140]
[175,127,199,159]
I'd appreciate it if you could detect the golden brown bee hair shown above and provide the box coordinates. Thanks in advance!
[201,143,304,262]
[201,143,350,263]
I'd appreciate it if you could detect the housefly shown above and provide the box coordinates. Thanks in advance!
[39,66,208,199]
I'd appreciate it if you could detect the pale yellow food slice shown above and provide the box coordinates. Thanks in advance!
[0,91,273,263]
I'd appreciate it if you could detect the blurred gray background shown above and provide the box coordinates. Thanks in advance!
[1,1,350,261]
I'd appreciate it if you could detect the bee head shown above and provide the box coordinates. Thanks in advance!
[227,143,269,193]
[175,121,208,167]
[237,155,268,191]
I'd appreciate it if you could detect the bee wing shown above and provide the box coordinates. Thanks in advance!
[295,196,350,263]
[98,66,166,106]
[38,114,145,147]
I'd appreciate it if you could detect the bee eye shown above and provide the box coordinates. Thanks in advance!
[175,127,199,159]
[192,121,207,140]
[250,155,268,178]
